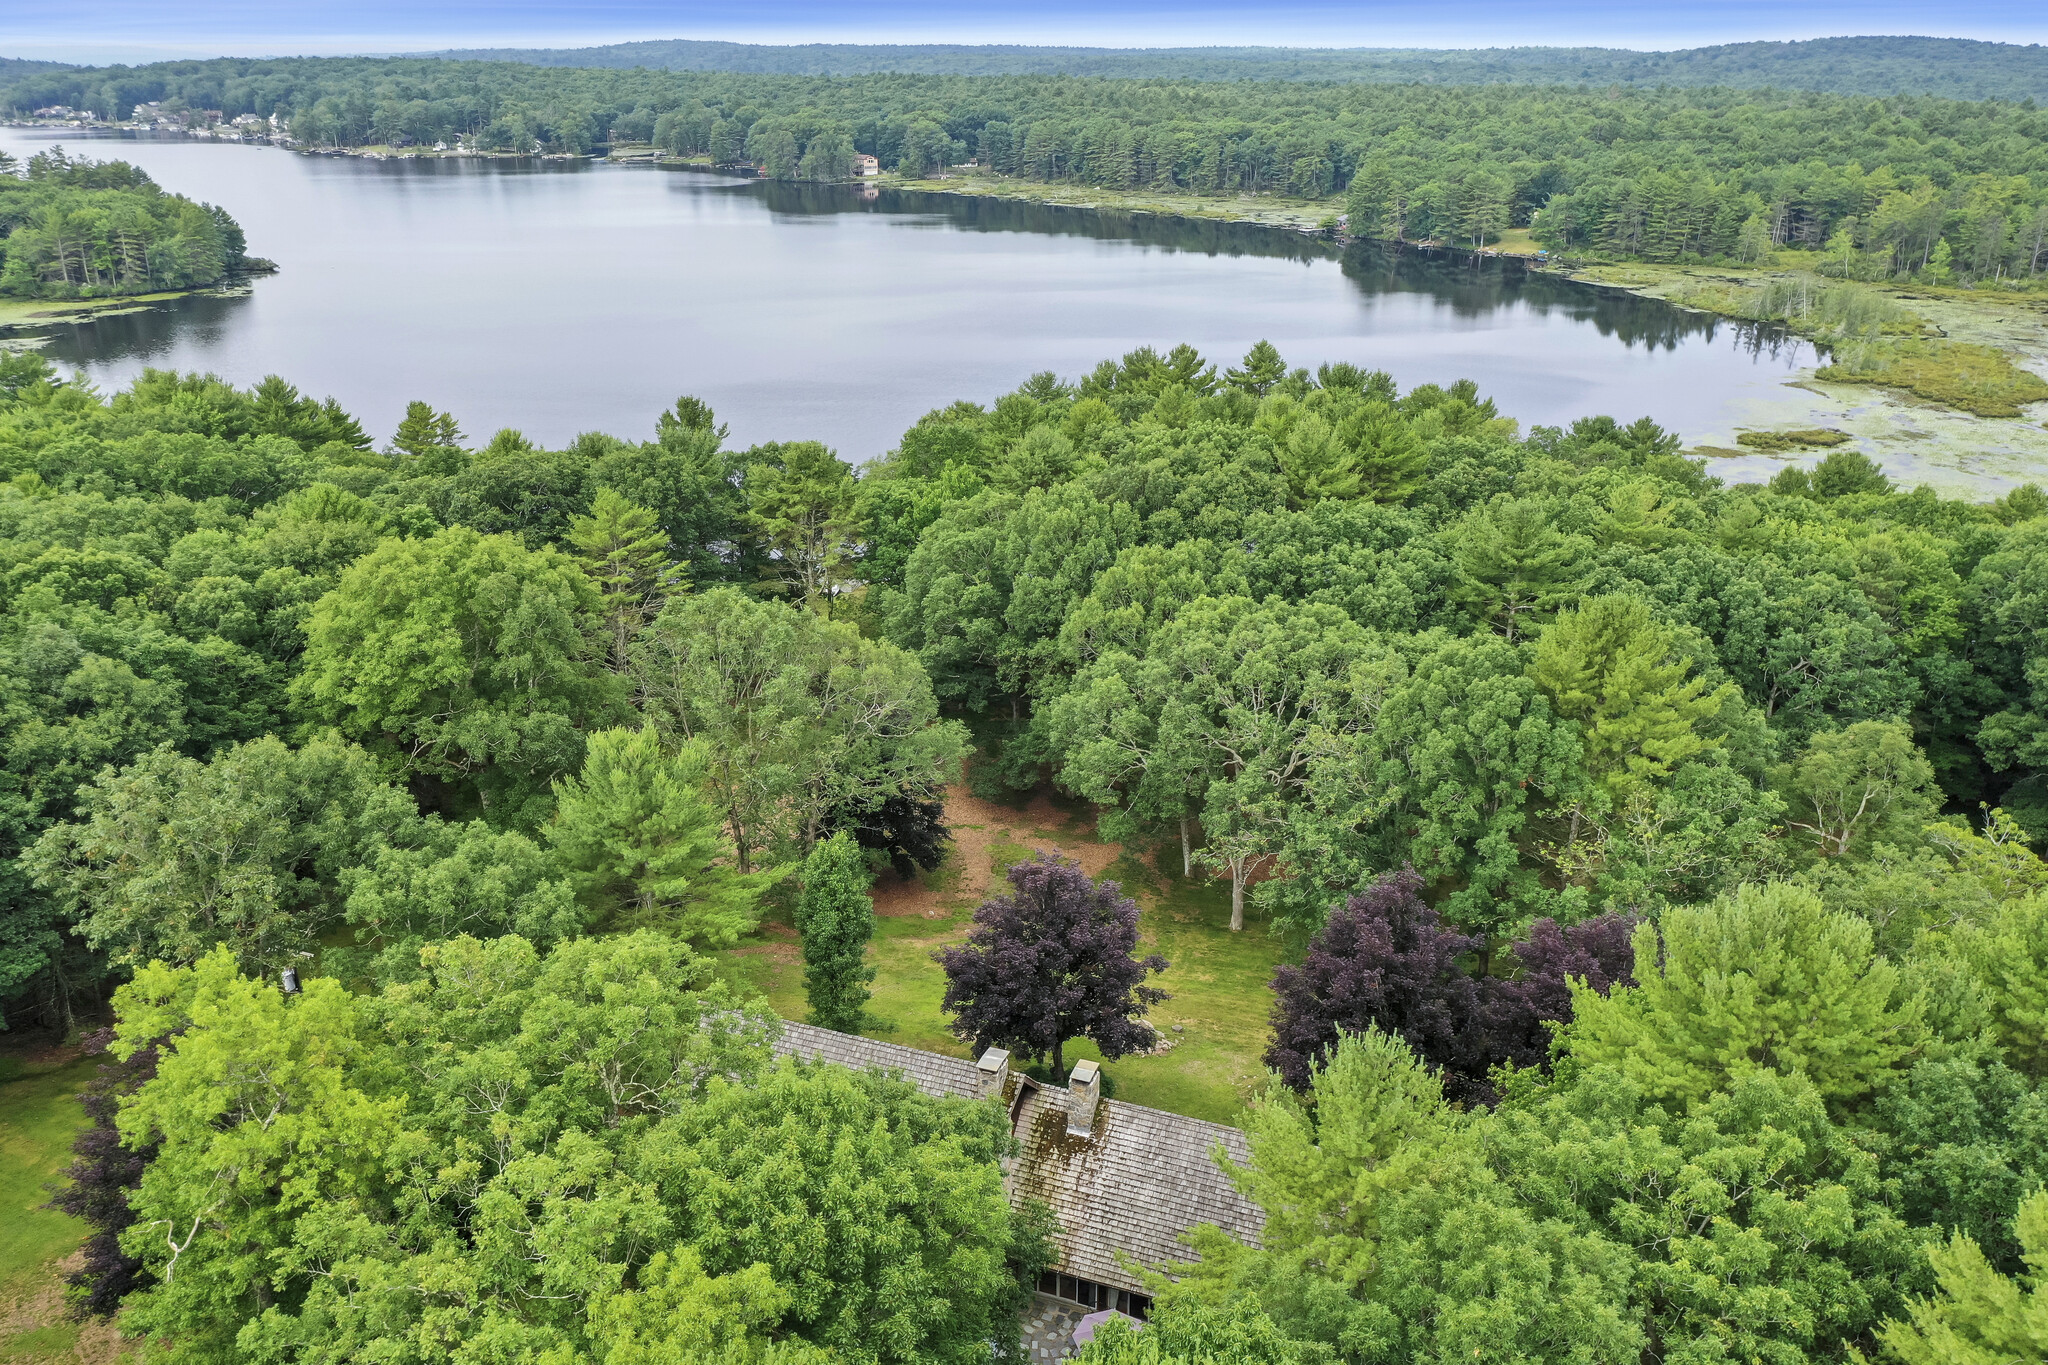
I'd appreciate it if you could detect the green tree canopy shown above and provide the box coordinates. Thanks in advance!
[26,733,419,974]
[546,725,782,946]
[1565,881,1925,1109]
[1880,1187,2048,1365]
[634,587,966,872]
[793,831,876,1032]
[290,525,628,824]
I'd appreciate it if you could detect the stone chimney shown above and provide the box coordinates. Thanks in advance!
[1065,1059,1102,1139]
[976,1047,1011,1101]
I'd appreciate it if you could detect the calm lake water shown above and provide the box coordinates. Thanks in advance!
[1,130,1815,459]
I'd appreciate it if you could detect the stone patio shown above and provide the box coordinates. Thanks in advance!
[1021,1293,1091,1362]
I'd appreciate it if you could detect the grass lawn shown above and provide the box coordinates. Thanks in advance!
[714,787,1289,1127]
[0,1049,103,1364]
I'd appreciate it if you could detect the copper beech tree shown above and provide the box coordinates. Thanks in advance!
[935,853,1167,1080]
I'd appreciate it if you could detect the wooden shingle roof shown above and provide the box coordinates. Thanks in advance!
[769,1019,1264,1294]
[1006,1083,1261,1293]
[772,1019,987,1100]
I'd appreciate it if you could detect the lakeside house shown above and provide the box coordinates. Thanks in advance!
[772,1021,1264,1359]
[852,153,880,177]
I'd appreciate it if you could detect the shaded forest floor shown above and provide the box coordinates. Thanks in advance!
[712,784,1288,1126]
[0,1045,124,1365]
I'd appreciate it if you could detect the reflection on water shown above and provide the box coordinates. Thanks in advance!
[0,132,1816,455]
[30,290,250,367]
[755,177,1804,358]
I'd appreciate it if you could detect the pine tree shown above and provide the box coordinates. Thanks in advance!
[1275,411,1359,503]
[1565,882,1924,1110]
[1342,403,1428,503]
[389,399,465,470]
[1450,499,1593,641]
[569,488,677,672]
[1224,340,1287,397]
[794,832,876,1032]
[1344,154,1395,239]
[546,727,780,946]
[1529,595,1732,807]
[1879,1188,2048,1365]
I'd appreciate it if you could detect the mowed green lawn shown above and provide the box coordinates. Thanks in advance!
[0,1052,96,1363]
[715,795,1287,1126]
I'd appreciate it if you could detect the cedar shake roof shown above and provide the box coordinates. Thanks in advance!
[774,1020,987,1099]
[769,1019,1265,1294]
[1006,1083,1260,1293]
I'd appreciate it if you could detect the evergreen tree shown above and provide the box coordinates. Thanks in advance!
[389,399,465,468]
[1344,153,1395,239]
[1879,1188,2048,1365]
[1967,893,2048,1079]
[1224,340,1287,398]
[1274,411,1359,503]
[1565,881,1924,1110]
[1450,498,1593,641]
[1341,402,1428,503]
[546,726,781,946]
[1529,595,1732,807]
[793,831,876,1031]
[568,487,677,672]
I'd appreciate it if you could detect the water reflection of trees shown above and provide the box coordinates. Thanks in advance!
[1338,242,1802,356]
[751,182,1803,359]
[750,181,1339,263]
[28,290,248,368]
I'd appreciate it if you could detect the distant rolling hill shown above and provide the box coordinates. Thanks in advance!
[0,57,69,79]
[413,35,2048,100]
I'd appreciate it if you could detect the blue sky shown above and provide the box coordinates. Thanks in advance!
[3,0,2045,65]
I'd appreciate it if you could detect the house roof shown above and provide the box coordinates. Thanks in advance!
[769,1020,1264,1294]
[1008,1084,1260,1293]
[773,1020,987,1100]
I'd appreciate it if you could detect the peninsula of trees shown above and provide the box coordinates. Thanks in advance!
[0,146,253,298]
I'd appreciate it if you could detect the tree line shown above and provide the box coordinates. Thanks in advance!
[408,36,2048,103]
[0,146,253,298]
[5,337,2048,1362]
[4,56,2047,277]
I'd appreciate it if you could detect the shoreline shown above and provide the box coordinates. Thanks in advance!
[8,126,2045,494]
[0,273,272,345]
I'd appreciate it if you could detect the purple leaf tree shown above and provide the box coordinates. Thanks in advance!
[1264,866,1485,1095]
[1480,913,1637,1071]
[45,1028,163,1319]
[935,852,1168,1079]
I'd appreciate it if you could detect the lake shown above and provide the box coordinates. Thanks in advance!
[0,130,1814,460]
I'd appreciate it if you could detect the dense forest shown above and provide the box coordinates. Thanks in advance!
[423,35,2048,101]
[3,333,2048,1362]
[0,146,252,298]
[6,56,2047,276]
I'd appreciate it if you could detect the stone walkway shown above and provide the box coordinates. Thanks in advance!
[1021,1294,1090,1362]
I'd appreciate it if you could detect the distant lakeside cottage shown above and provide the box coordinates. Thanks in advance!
[852,153,880,177]
[771,1022,1264,1355]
